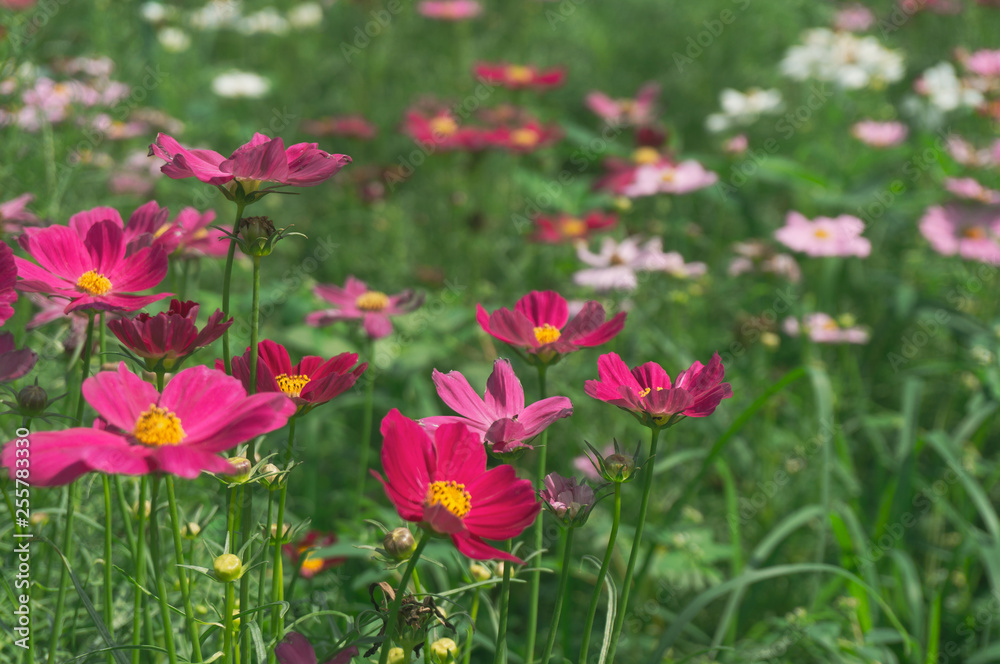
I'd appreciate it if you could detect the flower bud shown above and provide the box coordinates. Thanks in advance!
[603,453,635,482]
[16,384,48,416]
[213,553,242,582]
[383,527,417,561]
[227,456,252,483]
[430,638,458,664]
[259,463,282,489]
[387,647,406,664]
[469,563,490,582]
[181,522,201,538]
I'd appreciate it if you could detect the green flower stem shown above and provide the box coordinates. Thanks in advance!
[221,199,247,375]
[378,531,431,664]
[356,336,376,501]
[223,579,236,664]
[270,417,295,657]
[578,481,622,663]
[149,478,178,664]
[492,541,513,664]
[102,477,114,664]
[239,255,262,664]
[540,526,575,664]
[257,488,273,634]
[166,477,202,662]
[606,426,661,663]
[131,478,148,664]
[524,364,548,664]
[113,477,136,558]
[48,311,95,664]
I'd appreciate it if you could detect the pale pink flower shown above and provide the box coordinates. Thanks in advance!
[965,49,1000,77]
[417,0,482,19]
[774,211,871,258]
[728,241,801,282]
[0,193,39,233]
[833,4,875,31]
[945,177,1000,204]
[919,204,1000,263]
[574,237,706,292]
[585,82,660,127]
[724,134,749,154]
[851,120,908,147]
[947,135,1000,167]
[622,159,717,197]
[784,313,869,344]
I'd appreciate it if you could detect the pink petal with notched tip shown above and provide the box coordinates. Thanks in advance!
[432,369,493,427]
[150,133,230,184]
[151,445,235,478]
[284,143,352,186]
[453,532,522,563]
[2,429,151,486]
[69,207,124,239]
[84,221,126,276]
[514,290,569,329]
[517,396,573,438]
[565,309,627,348]
[83,363,160,432]
[377,409,435,520]
[631,361,672,390]
[430,422,486,484]
[478,306,538,348]
[105,244,168,292]
[362,312,392,339]
[20,225,93,281]
[596,352,642,392]
[220,136,289,182]
[464,464,539,539]
[483,359,525,418]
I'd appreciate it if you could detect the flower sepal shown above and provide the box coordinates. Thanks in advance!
[1,380,69,423]
[221,216,306,257]
[583,439,642,484]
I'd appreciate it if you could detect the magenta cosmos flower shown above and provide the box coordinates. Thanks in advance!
[477,290,626,365]
[774,211,871,258]
[108,299,232,370]
[149,132,351,193]
[306,276,424,340]
[0,333,37,382]
[541,473,595,523]
[585,352,732,428]
[473,63,566,90]
[417,0,482,20]
[531,210,617,244]
[422,359,572,454]
[586,82,660,127]
[15,219,170,313]
[275,633,357,664]
[0,363,296,486]
[373,409,540,562]
[919,203,1000,263]
[225,340,366,413]
[0,241,18,326]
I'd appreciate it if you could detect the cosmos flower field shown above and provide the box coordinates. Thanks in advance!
[1,0,1000,663]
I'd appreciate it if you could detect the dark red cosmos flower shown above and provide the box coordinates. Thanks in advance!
[302,115,377,141]
[476,290,626,365]
[584,352,733,429]
[283,531,345,578]
[224,340,366,413]
[0,241,17,325]
[473,62,566,90]
[108,299,232,370]
[402,108,489,151]
[486,121,561,153]
[531,211,618,244]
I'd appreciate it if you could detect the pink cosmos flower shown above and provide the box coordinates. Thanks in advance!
[833,4,875,31]
[965,49,1000,77]
[148,132,351,191]
[851,120,908,147]
[306,276,424,340]
[283,531,345,578]
[22,202,172,256]
[25,293,93,352]
[473,63,566,90]
[373,409,540,562]
[108,299,232,370]
[531,211,618,244]
[302,115,378,140]
[487,121,562,153]
[784,313,869,344]
[15,219,171,313]
[774,211,871,257]
[0,242,17,325]
[422,359,573,454]
[585,352,733,428]
[946,135,1000,167]
[226,340,367,413]
[585,82,660,127]
[417,0,482,20]
[0,333,37,382]
[724,134,749,154]
[919,203,1000,263]
[944,177,1000,204]
[622,159,718,197]
[476,290,626,365]
[0,363,296,486]
[540,473,594,521]
[276,633,357,664]
[574,237,707,292]
[0,193,39,233]
[402,107,489,152]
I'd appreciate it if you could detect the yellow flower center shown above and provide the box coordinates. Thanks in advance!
[510,128,540,148]
[430,116,458,137]
[356,291,389,312]
[637,386,664,399]
[619,99,636,113]
[133,405,186,446]
[633,147,660,164]
[533,323,561,345]
[275,374,310,398]
[299,553,324,575]
[77,270,112,296]
[505,65,533,84]
[560,218,587,237]
[964,227,987,239]
[660,169,676,183]
[427,480,472,518]
[814,228,831,239]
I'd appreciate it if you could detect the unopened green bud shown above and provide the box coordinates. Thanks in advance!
[383,527,417,561]
[603,453,635,482]
[430,638,458,663]
[227,456,252,483]
[213,553,242,582]
[387,647,406,664]
[17,384,48,416]
[469,563,490,582]
[260,463,282,489]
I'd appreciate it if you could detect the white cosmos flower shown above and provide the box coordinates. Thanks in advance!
[288,2,323,28]
[780,28,904,90]
[211,70,270,98]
